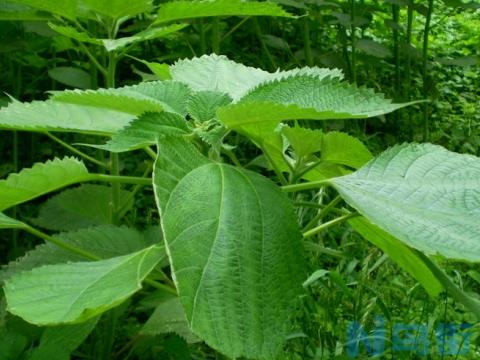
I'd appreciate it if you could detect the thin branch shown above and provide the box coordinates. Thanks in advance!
[282,179,331,192]
[44,132,108,169]
[93,174,152,186]
[303,213,359,238]
[25,225,100,260]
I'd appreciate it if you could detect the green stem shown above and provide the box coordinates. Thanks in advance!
[392,3,400,101]
[304,241,345,258]
[211,18,221,54]
[25,225,100,260]
[44,132,108,168]
[303,213,359,239]
[144,279,177,296]
[11,131,19,252]
[110,154,121,224]
[106,52,117,88]
[349,0,357,83]
[78,42,107,77]
[222,148,242,167]
[294,201,324,209]
[416,251,480,320]
[106,51,121,224]
[116,164,153,217]
[199,19,206,55]
[303,196,342,232]
[93,174,152,186]
[405,0,414,140]
[253,18,276,71]
[221,16,250,41]
[260,145,287,185]
[144,146,157,160]
[291,158,323,183]
[340,25,352,80]
[302,16,313,67]
[282,179,331,192]
[422,0,434,142]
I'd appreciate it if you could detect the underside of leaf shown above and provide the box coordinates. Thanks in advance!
[0,100,133,134]
[51,81,191,116]
[217,76,416,134]
[170,54,343,101]
[331,143,480,262]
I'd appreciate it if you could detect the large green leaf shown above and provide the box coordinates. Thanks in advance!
[155,0,293,24]
[331,143,480,261]
[51,81,191,116]
[349,217,443,297]
[217,76,415,134]
[80,0,152,20]
[0,1,52,20]
[4,245,163,325]
[1,225,162,282]
[161,163,305,359]
[170,54,343,101]
[153,137,210,213]
[49,23,188,52]
[0,99,133,134]
[93,112,190,153]
[32,185,134,231]
[0,157,94,211]
[8,0,78,20]
[11,0,151,21]
[103,24,188,51]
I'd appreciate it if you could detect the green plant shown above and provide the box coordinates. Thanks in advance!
[1,54,479,359]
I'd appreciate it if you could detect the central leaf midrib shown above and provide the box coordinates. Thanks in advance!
[189,164,225,343]
[234,167,266,350]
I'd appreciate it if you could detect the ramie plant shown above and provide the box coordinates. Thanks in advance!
[0,54,479,359]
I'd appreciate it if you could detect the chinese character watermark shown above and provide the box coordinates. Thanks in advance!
[346,316,475,357]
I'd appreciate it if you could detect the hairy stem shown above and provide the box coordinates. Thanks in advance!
[25,225,100,260]
[416,251,480,320]
[422,0,434,141]
[302,16,313,67]
[44,132,108,169]
[282,179,331,192]
[253,18,276,71]
[405,0,414,140]
[349,0,357,83]
[211,18,221,54]
[303,213,359,238]
[303,196,342,232]
[93,174,152,186]
[260,145,288,185]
